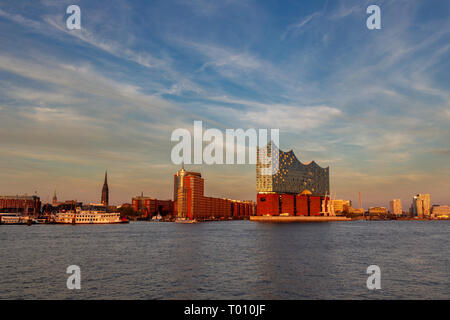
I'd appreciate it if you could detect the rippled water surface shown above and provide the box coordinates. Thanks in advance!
[0,220,448,299]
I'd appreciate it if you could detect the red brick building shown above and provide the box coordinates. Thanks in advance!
[0,195,41,216]
[173,168,255,220]
[132,194,174,217]
[256,193,329,216]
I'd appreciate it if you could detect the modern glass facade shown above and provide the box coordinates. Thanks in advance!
[256,142,330,196]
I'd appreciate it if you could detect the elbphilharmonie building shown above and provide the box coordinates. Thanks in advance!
[256,142,330,216]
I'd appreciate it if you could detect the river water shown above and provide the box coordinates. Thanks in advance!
[0,220,448,299]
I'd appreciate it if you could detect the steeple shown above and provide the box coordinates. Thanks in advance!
[101,171,109,206]
[52,190,57,206]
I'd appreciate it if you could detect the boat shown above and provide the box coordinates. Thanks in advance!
[55,210,127,224]
[151,214,163,221]
[0,214,29,225]
[0,213,35,226]
[33,218,48,224]
[175,218,198,224]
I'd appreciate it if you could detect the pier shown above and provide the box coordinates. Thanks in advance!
[250,216,351,223]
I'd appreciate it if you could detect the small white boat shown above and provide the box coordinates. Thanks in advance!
[151,214,163,221]
[175,218,198,224]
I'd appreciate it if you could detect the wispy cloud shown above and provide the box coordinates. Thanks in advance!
[282,11,320,40]
[43,14,167,69]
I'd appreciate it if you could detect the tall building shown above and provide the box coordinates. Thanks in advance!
[101,171,109,206]
[412,194,431,218]
[389,199,402,215]
[173,167,204,218]
[256,143,330,216]
[256,142,329,195]
[173,167,255,220]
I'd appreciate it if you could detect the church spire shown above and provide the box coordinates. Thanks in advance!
[101,171,109,206]
[52,190,57,206]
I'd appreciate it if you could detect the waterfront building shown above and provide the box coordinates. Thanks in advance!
[411,194,431,218]
[256,142,329,195]
[368,207,388,215]
[173,168,255,220]
[348,207,364,215]
[0,195,41,216]
[330,200,352,214]
[101,171,109,206]
[256,143,330,216]
[132,194,173,217]
[389,199,402,215]
[431,205,450,217]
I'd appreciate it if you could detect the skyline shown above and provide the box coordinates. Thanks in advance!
[0,0,449,208]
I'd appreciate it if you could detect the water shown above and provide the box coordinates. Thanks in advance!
[0,221,448,299]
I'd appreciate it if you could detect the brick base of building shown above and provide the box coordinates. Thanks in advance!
[257,193,329,216]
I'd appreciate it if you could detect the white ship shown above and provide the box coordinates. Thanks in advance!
[55,211,127,224]
[0,214,24,224]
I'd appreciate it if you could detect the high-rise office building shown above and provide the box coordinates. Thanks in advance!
[389,199,402,215]
[411,194,431,217]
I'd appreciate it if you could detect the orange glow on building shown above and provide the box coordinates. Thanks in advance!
[173,168,255,220]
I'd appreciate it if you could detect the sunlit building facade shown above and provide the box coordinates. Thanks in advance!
[411,194,431,218]
[330,200,352,214]
[368,207,388,215]
[256,142,329,195]
[256,143,330,216]
[173,168,255,220]
[431,205,450,217]
[389,199,402,215]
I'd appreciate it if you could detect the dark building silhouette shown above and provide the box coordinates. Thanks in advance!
[101,171,109,206]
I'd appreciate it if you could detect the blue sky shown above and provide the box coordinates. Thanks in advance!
[0,0,449,208]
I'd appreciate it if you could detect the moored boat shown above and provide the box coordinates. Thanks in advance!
[55,211,125,224]
[175,218,198,224]
[0,214,28,225]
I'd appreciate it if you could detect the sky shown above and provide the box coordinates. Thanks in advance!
[0,0,449,209]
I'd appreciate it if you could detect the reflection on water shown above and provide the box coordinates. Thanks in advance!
[0,221,448,299]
